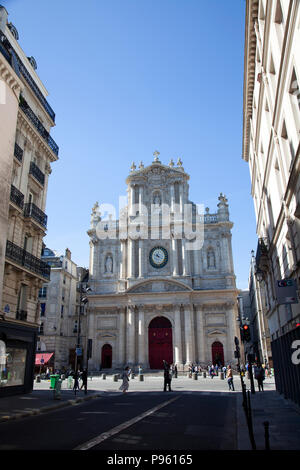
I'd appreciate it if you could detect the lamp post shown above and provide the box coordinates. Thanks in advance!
[74,280,91,381]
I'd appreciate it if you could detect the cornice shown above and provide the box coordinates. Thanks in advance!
[242,0,259,162]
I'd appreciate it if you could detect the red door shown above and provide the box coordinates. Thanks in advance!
[149,317,173,369]
[101,344,112,368]
[211,341,224,366]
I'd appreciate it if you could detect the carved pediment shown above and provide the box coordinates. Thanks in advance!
[127,278,192,294]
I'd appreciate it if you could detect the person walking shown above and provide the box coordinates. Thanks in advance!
[222,365,227,378]
[73,370,80,394]
[227,365,235,391]
[80,368,88,394]
[254,363,265,391]
[163,360,172,391]
[119,366,130,393]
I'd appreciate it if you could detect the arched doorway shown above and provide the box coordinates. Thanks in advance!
[148,316,173,369]
[211,341,224,366]
[101,344,112,368]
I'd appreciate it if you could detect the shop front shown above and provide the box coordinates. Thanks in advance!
[0,320,38,397]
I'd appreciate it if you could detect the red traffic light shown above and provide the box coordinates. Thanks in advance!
[243,325,249,330]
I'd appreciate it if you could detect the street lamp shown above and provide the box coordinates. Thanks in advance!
[74,282,91,379]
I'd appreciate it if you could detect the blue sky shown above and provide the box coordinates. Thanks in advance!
[4,0,257,289]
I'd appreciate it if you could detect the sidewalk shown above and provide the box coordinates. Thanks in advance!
[0,374,299,451]
[236,388,300,450]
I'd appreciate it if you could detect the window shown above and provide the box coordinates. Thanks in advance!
[39,286,47,298]
[289,67,300,131]
[40,303,46,317]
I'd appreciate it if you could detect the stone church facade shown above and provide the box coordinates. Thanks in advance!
[86,154,239,370]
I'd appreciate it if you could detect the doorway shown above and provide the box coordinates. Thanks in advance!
[101,344,112,368]
[148,316,173,369]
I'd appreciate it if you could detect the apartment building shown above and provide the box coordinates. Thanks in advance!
[0,6,59,395]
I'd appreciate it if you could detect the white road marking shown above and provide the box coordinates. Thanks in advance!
[74,395,180,450]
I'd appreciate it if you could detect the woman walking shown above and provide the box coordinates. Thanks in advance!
[227,365,235,391]
[119,366,130,394]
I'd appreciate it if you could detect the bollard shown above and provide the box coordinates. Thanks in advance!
[220,372,224,380]
[203,371,206,378]
[102,373,106,380]
[131,373,135,379]
[36,375,41,383]
[192,373,198,380]
[113,374,118,382]
[139,374,144,382]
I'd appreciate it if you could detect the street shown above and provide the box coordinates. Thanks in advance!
[0,374,274,452]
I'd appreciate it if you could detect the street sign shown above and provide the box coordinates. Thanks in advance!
[275,279,298,304]
[76,348,82,356]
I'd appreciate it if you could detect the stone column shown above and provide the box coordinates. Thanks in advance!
[138,239,145,278]
[118,307,126,366]
[184,304,195,365]
[195,304,205,364]
[137,305,146,366]
[173,305,183,365]
[128,238,136,278]
[182,238,190,276]
[170,183,175,212]
[172,237,179,276]
[130,185,135,216]
[126,305,135,364]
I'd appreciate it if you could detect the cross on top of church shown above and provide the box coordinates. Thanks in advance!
[153,150,161,162]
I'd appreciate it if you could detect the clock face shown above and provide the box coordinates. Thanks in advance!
[149,246,168,268]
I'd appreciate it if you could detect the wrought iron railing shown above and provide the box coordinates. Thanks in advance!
[0,30,55,122]
[14,142,23,163]
[5,240,51,280]
[10,185,24,210]
[29,161,45,186]
[19,97,59,156]
[24,202,47,228]
[16,310,27,321]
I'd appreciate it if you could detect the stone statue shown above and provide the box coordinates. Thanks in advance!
[153,193,161,205]
[105,255,113,273]
[207,249,216,269]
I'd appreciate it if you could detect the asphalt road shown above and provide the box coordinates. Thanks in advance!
[0,390,237,451]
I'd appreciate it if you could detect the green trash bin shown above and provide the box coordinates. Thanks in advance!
[50,374,60,390]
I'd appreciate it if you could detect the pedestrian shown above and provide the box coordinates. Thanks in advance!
[80,368,88,394]
[163,360,172,391]
[222,365,227,378]
[209,365,215,379]
[119,366,130,393]
[138,365,143,375]
[227,365,235,391]
[73,370,80,393]
[174,364,178,378]
[254,363,265,391]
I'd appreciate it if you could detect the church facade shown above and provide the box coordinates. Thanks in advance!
[86,154,239,370]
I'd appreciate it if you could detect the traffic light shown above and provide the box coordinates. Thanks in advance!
[242,324,251,342]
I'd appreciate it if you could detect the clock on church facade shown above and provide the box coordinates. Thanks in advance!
[87,153,239,372]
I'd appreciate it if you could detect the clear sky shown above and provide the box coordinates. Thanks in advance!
[3,0,257,289]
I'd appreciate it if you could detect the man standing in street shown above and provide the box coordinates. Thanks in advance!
[80,368,88,394]
[227,365,235,391]
[163,360,172,392]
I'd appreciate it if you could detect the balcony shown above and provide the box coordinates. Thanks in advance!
[19,97,59,157]
[29,161,45,186]
[16,310,27,321]
[14,143,23,163]
[5,240,51,280]
[10,185,24,210]
[0,30,55,122]
[24,202,47,229]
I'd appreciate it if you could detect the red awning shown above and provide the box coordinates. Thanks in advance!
[35,352,54,365]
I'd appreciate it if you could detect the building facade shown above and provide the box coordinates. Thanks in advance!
[36,248,86,373]
[0,7,59,395]
[86,155,239,371]
[243,0,300,403]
